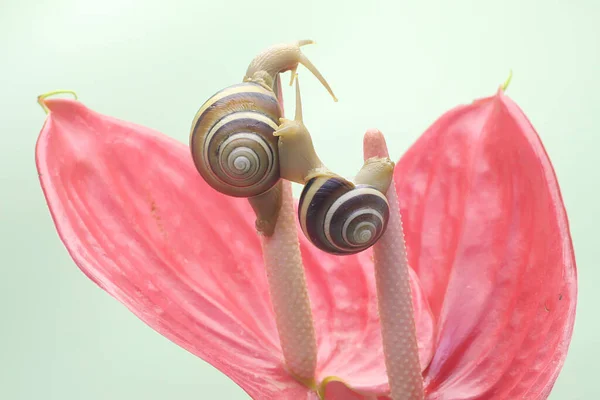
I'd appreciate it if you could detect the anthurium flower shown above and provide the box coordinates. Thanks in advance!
[35,81,576,399]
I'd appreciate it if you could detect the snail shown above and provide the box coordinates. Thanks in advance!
[189,80,282,199]
[189,40,337,235]
[189,40,337,199]
[274,75,395,255]
[297,162,394,255]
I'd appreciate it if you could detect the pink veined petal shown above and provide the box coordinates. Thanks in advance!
[36,97,436,399]
[35,98,308,399]
[394,90,577,399]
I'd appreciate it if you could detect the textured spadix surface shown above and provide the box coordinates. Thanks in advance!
[35,86,576,399]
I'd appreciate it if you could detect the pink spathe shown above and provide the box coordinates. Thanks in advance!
[35,85,576,399]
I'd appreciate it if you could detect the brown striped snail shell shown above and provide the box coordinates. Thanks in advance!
[298,175,391,255]
[189,40,337,200]
[190,82,282,198]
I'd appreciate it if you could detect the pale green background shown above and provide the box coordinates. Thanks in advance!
[1,0,597,399]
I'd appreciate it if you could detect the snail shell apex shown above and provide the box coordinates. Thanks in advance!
[299,175,390,255]
[190,82,282,198]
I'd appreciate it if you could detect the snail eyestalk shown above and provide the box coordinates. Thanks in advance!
[289,67,297,86]
[274,76,327,185]
[37,90,78,114]
[294,74,303,122]
[243,40,338,102]
[297,50,338,102]
[501,69,513,92]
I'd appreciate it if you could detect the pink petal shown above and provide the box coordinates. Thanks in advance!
[35,98,308,399]
[305,247,435,395]
[321,379,391,400]
[35,96,435,399]
[394,90,577,398]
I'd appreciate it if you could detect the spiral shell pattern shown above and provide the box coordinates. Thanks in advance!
[190,82,282,198]
[298,176,390,255]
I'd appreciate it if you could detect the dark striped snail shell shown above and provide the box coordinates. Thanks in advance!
[298,175,391,255]
[189,82,282,198]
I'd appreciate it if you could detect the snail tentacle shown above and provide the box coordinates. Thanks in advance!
[243,40,338,102]
[274,75,329,185]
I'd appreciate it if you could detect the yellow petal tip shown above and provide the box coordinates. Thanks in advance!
[501,69,513,92]
[37,90,78,114]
